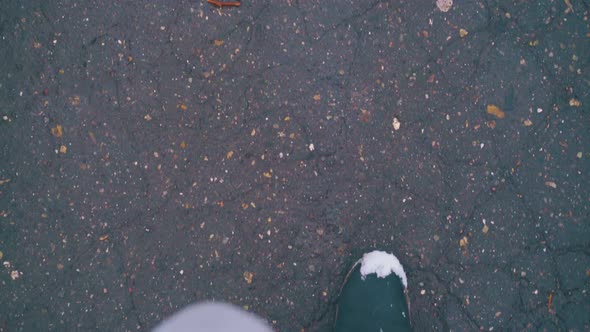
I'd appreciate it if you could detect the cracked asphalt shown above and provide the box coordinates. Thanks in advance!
[1,0,589,331]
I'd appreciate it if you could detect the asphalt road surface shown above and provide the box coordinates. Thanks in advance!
[1,0,589,331]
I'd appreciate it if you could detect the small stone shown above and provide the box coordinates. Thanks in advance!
[309,143,315,151]
[436,0,453,12]
[420,289,426,295]
[392,117,401,130]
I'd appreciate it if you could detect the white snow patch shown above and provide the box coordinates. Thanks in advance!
[359,250,408,288]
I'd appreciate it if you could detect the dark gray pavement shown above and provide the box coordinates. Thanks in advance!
[1,0,589,330]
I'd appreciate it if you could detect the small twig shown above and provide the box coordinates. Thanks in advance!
[207,0,241,7]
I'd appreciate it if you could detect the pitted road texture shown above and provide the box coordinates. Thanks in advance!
[1,0,589,331]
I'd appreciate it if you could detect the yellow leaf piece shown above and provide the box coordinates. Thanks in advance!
[99,234,109,241]
[313,94,321,101]
[213,39,224,46]
[178,103,188,111]
[523,119,533,126]
[59,145,67,154]
[180,141,187,149]
[262,170,272,178]
[528,40,539,46]
[0,251,3,260]
[459,29,469,38]
[51,125,63,137]
[486,104,505,119]
[226,150,234,159]
[482,224,489,234]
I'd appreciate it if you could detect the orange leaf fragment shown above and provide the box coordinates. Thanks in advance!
[213,39,224,46]
[313,94,321,101]
[486,104,505,119]
[180,141,187,149]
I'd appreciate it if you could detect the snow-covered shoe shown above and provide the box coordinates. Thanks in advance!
[335,250,412,332]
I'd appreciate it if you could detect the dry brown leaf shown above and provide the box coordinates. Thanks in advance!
[226,150,234,159]
[99,234,109,241]
[545,181,557,189]
[564,0,574,12]
[486,104,505,119]
[459,29,469,38]
[523,119,533,126]
[243,271,254,284]
[213,39,224,46]
[459,236,469,248]
[482,224,489,234]
[88,131,97,144]
[180,141,187,149]
[59,145,67,154]
[569,98,581,107]
[69,95,81,106]
[51,124,63,137]
[313,94,321,101]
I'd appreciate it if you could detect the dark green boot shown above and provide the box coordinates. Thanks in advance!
[335,250,412,332]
